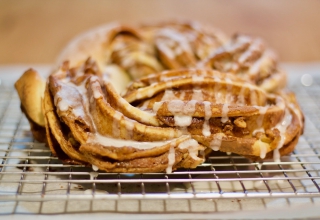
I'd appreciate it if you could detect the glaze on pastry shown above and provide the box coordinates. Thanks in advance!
[15,21,304,173]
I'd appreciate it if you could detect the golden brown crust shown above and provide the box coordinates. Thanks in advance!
[81,149,194,173]
[14,69,46,127]
[39,61,205,173]
[123,69,303,159]
[14,20,305,173]
[199,35,286,92]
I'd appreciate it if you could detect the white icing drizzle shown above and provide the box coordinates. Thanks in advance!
[273,109,292,162]
[203,101,212,119]
[210,133,224,151]
[125,119,135,139]
[152,102,162,114]
[252,106,268,135]
[174,115,193,127]
[54,82,83,113]
[192,75,205,82]
[54,87,68,111]
[215,92,224,103]
[167,100,185,114]
[178,139,199,160]
[249,55,262,76]
[256,140,268,159]
[88,133,179,149]
[258,106,268,125]
[162,90,177,101]
[112,111,122,137]
[238,38,262,65]
[227,35,251,53]
[273,148,281,163]
[202,121,211,137]
[221,103,229,123]
[89,172,99,180]
[91,81,103,99]
[54,78,94,122]
[166,144,176,174]
[157,42,175,59]
[184,100,197,114]
[166,99,197,114]
[136,88,144,99]
[92,164,99,171]
[225,93,234,104]
[236,85,246,105]
[170,100,197,127]
[202,101,212,137]
[158,28,192,54]
[249,49,273,76]
[192,90,204,101]
[242,83,258,106]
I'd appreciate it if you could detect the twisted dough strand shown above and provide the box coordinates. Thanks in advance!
[14,20,304,173]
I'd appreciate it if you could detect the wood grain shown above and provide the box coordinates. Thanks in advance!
[0,0,319,63]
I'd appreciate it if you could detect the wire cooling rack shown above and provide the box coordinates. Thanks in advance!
[0,65,320,216]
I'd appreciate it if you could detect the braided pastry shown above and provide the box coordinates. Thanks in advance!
[15,21,304,173]
[124,68,302,161]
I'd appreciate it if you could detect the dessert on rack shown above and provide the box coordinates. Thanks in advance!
[14,21,304,173]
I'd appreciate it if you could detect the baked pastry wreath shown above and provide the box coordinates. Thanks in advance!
[15,21,304,173]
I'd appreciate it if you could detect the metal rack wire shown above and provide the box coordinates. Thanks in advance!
[0,71,320,215]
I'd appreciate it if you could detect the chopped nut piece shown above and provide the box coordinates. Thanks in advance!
[223,125,233,135]
[266,129,277,139]
[260,134,272,143]
[255,130,273,143]
[234,117,246,128]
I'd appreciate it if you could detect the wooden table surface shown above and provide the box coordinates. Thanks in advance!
[1,0,320,64]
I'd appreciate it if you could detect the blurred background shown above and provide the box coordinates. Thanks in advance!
[0,0,320,64]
